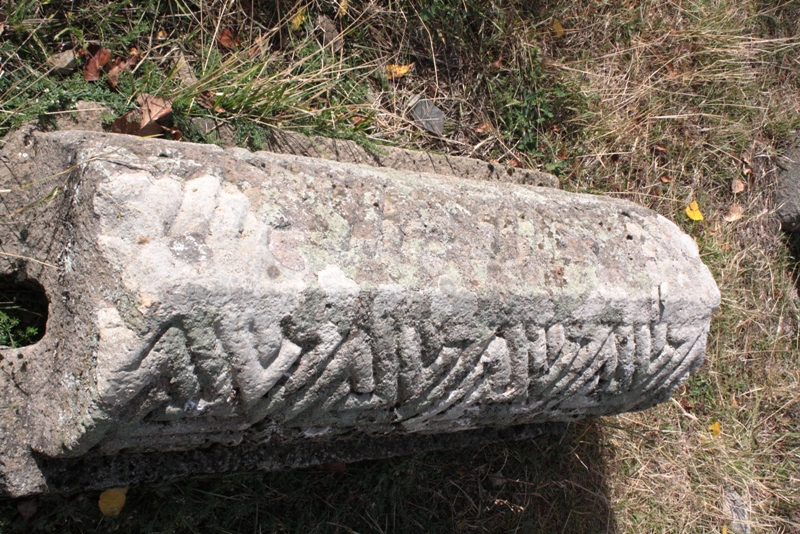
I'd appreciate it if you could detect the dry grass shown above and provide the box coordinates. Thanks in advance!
[1,0,799,532]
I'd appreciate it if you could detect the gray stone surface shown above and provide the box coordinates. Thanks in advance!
[0,131,719,497]
[238,128,558,188]
[776,143,800,232]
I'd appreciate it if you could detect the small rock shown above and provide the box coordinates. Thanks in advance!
[46,49,77,76]
[723,487,751,534]
[190,117,236,147]
[172,50,198,87]
[411,97,444,136]
[316,15,343,53]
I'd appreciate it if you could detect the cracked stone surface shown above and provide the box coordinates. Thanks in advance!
[0,130,719,496]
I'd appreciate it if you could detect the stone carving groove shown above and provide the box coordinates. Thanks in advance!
[0,131,719,496]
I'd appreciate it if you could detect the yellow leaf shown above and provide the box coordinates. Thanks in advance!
[290,6,307,31]
[98,487,128,518]
[722,526,728,534]
[385,63,413,80]
[337,0,348,17]
[685,200,704,221]
[709,421,721,437]
[552,19,565,39]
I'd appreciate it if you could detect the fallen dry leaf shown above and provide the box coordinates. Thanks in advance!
[385,63,413,80]
[708,421,721,437]
[162,125,183,141]
[552,19,565,38]
[685,200,704,221]
[491,57,503,70]
[290,6,308,31]
[475,121,493,135]
[351,115,366,126]
[653,144,668,155]
[337,0,349,17]
[137,94,172,125]
[317,15,343,52]
[218,28,242,50]
[732,178,746,193]
[110,111,142,135]
[156,29,168,40]
[508,158,520,168]
[659,175,672,183]
[723,204,744,222]
[197,91,225,113]
[83,44,111,82]
[98,487,128,518]
[107,48,141,90]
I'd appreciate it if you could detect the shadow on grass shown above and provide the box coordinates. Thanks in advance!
[0,421,614,533]
[785,231,800,294]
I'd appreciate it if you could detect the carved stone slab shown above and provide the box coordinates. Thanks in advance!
[0,131,719,496]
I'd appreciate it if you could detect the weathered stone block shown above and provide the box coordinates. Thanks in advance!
[0,131,719,496]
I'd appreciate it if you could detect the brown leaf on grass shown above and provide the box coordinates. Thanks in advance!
[508,158,520,168]
[156,29,168,40]
[732,178,747,193]
[385,63,413,80]
[475,121,493,135]
[552,19,565,39]
[317,15,343,53]
[111,95,174,139]
[659,174,672,183]
[351,115,366,126]
[137,94,172,125]
[218,28,242,50]
[110,111,144,135]
[652,144,668,155]
[107,48,142,90]
[162,125,183,141]
[83,44,111,82]
[197,91,225,113]
[723,204,744,222]
[490,57,503,70]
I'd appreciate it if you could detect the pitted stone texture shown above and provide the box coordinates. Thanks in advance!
[0,131,719,496]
